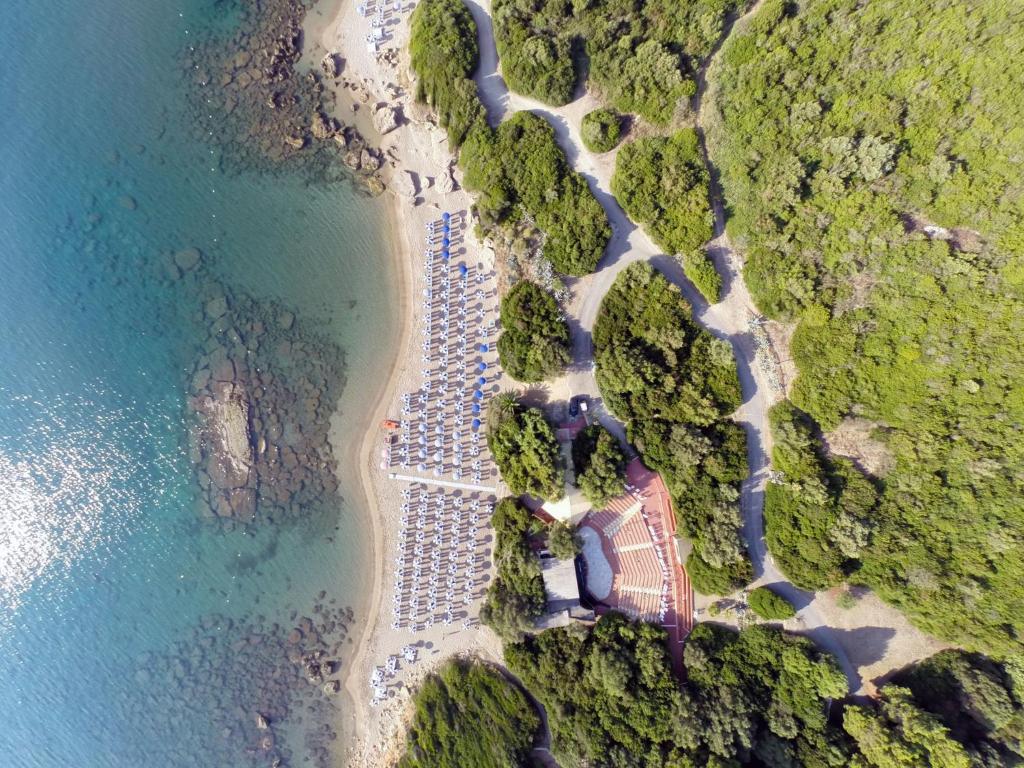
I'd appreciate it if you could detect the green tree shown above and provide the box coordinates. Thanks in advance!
[547,520,580,560]
[487,398,565,500]
[748,586,797,620]
[497,281,572,382]
[480,498,547,640]
[399,659,540,768]
[571,424,627,507]
[581,108,622,153]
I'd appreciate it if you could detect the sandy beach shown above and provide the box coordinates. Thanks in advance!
[304,0,511,763]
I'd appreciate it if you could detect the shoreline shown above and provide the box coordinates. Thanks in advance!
[337,190,413,760]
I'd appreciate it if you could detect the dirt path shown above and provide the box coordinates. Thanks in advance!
[462,0,863,691]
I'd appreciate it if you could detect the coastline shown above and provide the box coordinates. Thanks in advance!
[313,0,510,761]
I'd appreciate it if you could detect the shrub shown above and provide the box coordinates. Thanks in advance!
[711,0,1024,654]
[682,251,722,303]
[399,659,540,768]
[487,395,564,500]
[409,0,486,147]
[748,586,797,620]
[547,520,580,560]
[480,498,547,640]
[581,108,622,153]
[493,0,577,105]
[461,112,611,276]
[571,424,626,507]
[497,281,571,382]
[687,550,751,596]
[612,129,714,258]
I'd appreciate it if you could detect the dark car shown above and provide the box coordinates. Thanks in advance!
[569,395,589,419]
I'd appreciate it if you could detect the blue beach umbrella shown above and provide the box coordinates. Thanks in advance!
[478,343,488,353]
[471,403,481,415]
[441,249,450,261]
[473,390,483,400]
[471,419,481,430]
[477,362,487,372]
[442,223,450,234]
[458,263,468,276]
[477,376,487,386]
[442,212,451,222]
[442,237,450,248]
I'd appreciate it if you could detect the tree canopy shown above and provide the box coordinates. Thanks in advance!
[612,129,719,301]
[399,658,540,768]
[409,0,486,147]
[461,111,611,276]
[487,395,565,501]
[491,0,741,121]
[711,0,1024,654]
[571,424,626,508]
[747,586,797,621]
[480,497,547,641]
[497,281,572,382]
[580,108,623,154]
[593,263,749,593]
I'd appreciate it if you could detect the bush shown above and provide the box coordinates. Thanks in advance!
[612,129,714,258]
[491,0,737,124]
[487,395,564,500]
[547,520,580,560]
[764,402,878,591]
[571,424,626,507]
[461,112,611,276]
[409,0,486,147]
[687,550,751,596]
[399,658,540,768]
[497,281,571,382]
[581,108,622,153]
[480,498,546,640]
[493,0,577,105]
[682,251,722,303]
[748,586,797,620]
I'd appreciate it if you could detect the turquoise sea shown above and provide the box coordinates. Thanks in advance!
[0,0,396,765]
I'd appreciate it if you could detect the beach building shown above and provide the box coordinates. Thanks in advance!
[535,554,594,629]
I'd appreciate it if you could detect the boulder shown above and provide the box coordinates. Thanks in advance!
[283,134,306,150]
[206,295,228,320]
[255,713,269,730]
[436,164,456,194]
[175,247,202,272]
[372,103,400,135]
[321,53,341,78]
[310,111,337,140]
[360,149,381,172]
[322,680,340,694]
[391,170,417,199]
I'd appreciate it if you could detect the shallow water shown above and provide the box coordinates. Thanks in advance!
[0,0,394,765]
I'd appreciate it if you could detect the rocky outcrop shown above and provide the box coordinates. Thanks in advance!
[371,103,400,135]
[437,163,457,194]
[186,281,346,530]
[320,53,341,78]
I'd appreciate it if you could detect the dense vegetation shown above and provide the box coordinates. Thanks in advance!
[890,649,1024,766]
[765,402,879,591]
[612,129,719,301]
[580,108,622,154]
[480,498,547,641]
[488,395,564,501]
[411,0,609,276]
[710,0,1024,653]
[408,0,485,147]
[571,424,626,507]
[593,263,748,594]
[497,281,571,382]
[547,520,581,560]
[461,111,611,275]
[748,585,796,620]
[492,0,742,121]
[507,614,856,766]
[399,658,540,768]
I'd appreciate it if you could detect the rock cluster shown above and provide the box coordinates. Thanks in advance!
[116,603,354,768]
[181,0,384,193]
[187,281,346,529]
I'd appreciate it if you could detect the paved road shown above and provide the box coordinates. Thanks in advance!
[462,0,861,692]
